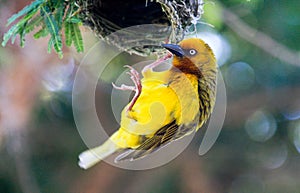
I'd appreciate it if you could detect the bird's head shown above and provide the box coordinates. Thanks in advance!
[162,38,217,77]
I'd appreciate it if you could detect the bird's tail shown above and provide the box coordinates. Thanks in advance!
[78,138,119,169]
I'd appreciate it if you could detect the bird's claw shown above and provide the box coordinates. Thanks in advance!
[112,65,142,111]
[124,65,142,93]
[112,52,171,112]
[141,53,173,74]
[112,82,135,91]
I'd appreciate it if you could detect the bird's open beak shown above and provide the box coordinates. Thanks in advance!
[162,43,184,57]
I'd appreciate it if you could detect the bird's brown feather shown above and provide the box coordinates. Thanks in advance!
[115,120,179,161]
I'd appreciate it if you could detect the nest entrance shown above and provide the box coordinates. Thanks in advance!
[77,0,204,56]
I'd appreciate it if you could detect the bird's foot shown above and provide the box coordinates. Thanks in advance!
[141,53,172,74]
[112,83,135,91]
[112,65,142,111]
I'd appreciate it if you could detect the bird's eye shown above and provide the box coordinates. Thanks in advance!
[189,49,197,56]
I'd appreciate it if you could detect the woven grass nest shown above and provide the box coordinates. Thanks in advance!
[76,0,204,56]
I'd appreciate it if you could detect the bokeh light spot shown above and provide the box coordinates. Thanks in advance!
[283,109,300,121]
[291,122,300,153]
[245,110,277,142]
[225,61,255,91]
[259,141,288,169]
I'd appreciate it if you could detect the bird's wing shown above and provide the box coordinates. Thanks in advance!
[115,120,178,162]
[115,120,197,162]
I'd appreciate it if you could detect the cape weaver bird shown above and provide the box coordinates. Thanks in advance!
[78,38,217,169]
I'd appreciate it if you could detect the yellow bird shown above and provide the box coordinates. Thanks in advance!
[78,38,217,169]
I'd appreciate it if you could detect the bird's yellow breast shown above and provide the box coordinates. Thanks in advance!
[121,79,179,136]
[120,71,199,137]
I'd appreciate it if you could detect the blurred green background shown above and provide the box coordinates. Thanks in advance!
[1,0,300,192]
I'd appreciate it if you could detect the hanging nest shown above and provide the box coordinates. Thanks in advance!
[76,0,204,56]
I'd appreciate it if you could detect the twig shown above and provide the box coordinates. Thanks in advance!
[222,5,300,66]
[225,86,300,127]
